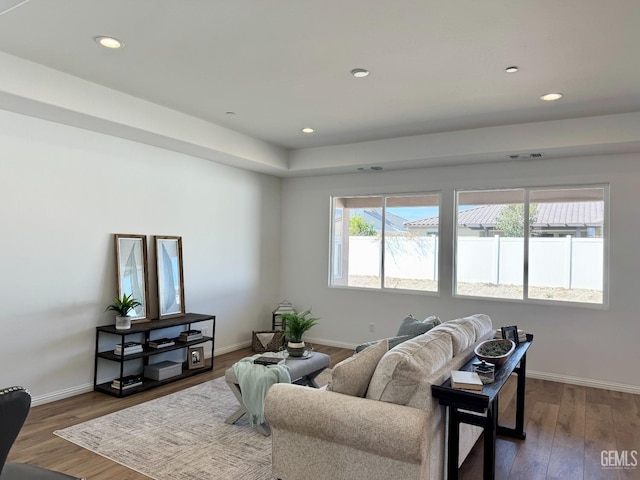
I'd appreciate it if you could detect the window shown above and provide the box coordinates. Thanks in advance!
[454,186,607,305]
[330,194,440,292]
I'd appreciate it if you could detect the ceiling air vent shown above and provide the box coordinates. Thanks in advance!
[507,153,544,160]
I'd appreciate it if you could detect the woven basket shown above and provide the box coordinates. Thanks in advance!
[252,330,285,353]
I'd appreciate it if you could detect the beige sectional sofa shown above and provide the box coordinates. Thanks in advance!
[264,314,493,480]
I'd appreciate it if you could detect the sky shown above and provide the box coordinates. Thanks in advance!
[389,206,439,221]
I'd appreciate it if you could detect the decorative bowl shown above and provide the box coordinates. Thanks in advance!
[474,339,516,367]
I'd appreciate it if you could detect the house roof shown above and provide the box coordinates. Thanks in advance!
[405,202,604,229]
[358,209,408,233]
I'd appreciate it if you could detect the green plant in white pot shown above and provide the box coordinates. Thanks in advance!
[282,309,319,357]
[105,293,142,330]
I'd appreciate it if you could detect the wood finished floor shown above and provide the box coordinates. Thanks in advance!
[8,345,640,480]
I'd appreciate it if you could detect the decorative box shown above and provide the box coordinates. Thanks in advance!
[472,360,495,384]
[252,330,285,353]
[144,360,182,381]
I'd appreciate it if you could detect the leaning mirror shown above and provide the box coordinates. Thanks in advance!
[114,234,150,321]
[156,236,185,319]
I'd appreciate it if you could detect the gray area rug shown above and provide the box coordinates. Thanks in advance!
[55,375,310,480]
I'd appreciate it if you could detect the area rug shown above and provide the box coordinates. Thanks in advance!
[55,371,329,480]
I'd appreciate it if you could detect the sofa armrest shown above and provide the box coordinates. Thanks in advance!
[264,383,428,464]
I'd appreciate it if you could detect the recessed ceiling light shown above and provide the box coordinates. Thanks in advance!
[95,36,124,49]
[225,111,236,115]
[301,127,315,134]
[350,68,370,78]
[505,66,519,73]
[540,92,563,101]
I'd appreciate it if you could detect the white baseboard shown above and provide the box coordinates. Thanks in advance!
[304,336,358,350]
[307,338,640,395]
[32,344,639,407]
[31,383,94,407]
[527,370,640,395]
[213,340,252,357]
[32,341,252,406]
[308,339,640,395]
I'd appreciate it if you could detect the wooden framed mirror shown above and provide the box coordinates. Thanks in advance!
[155,235,185,319]
[114,234,150,321]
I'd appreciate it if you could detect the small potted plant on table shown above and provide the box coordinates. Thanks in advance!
[105,293,142,330]
[282,309,319,357]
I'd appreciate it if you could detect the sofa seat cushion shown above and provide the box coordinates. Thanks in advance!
[327,339,388,397]
[366,330,453,405]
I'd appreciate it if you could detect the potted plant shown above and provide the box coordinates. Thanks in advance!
[105,293,142,330]
[282,308,319,357]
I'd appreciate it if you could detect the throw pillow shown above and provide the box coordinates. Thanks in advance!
[326,339,388,397]
[396,314,441,337]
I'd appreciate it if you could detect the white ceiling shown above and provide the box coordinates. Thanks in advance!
[1,0,640,175]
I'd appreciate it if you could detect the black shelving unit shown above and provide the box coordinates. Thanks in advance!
[94,313,215,397]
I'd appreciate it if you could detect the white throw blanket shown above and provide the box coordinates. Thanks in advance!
[232,353,291,426]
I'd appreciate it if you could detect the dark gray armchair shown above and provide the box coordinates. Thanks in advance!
[0,386,83,480]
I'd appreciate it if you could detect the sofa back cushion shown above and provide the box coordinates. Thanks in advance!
[463,313,493,340]
[366,329,452,405]
[355,334,413,354]
[429,319,476,356]
[354,314,440,354]
[327,339,388,397]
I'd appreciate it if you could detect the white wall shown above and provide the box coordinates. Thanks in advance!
[0,109,281,403]
[3,101,639,403]
[279,153,640,392]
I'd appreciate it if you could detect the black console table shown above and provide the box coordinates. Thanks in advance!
[94,313,215,397]
[431,334,533,480]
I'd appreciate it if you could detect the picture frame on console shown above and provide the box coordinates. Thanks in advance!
[114,234,150,322]
[188,346,205,369]
[155,235,185,319]
[501,325,520,346]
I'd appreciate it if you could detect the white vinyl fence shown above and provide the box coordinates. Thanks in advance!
[348,236,603,290]
[348,236,438,280]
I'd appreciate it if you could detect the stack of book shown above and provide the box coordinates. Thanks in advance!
[254,356,286,366]
[450,370,483,391]
[114,341,143,355]
[148,337,176,349]
[111,374,143,390]
[179,329,203,342]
